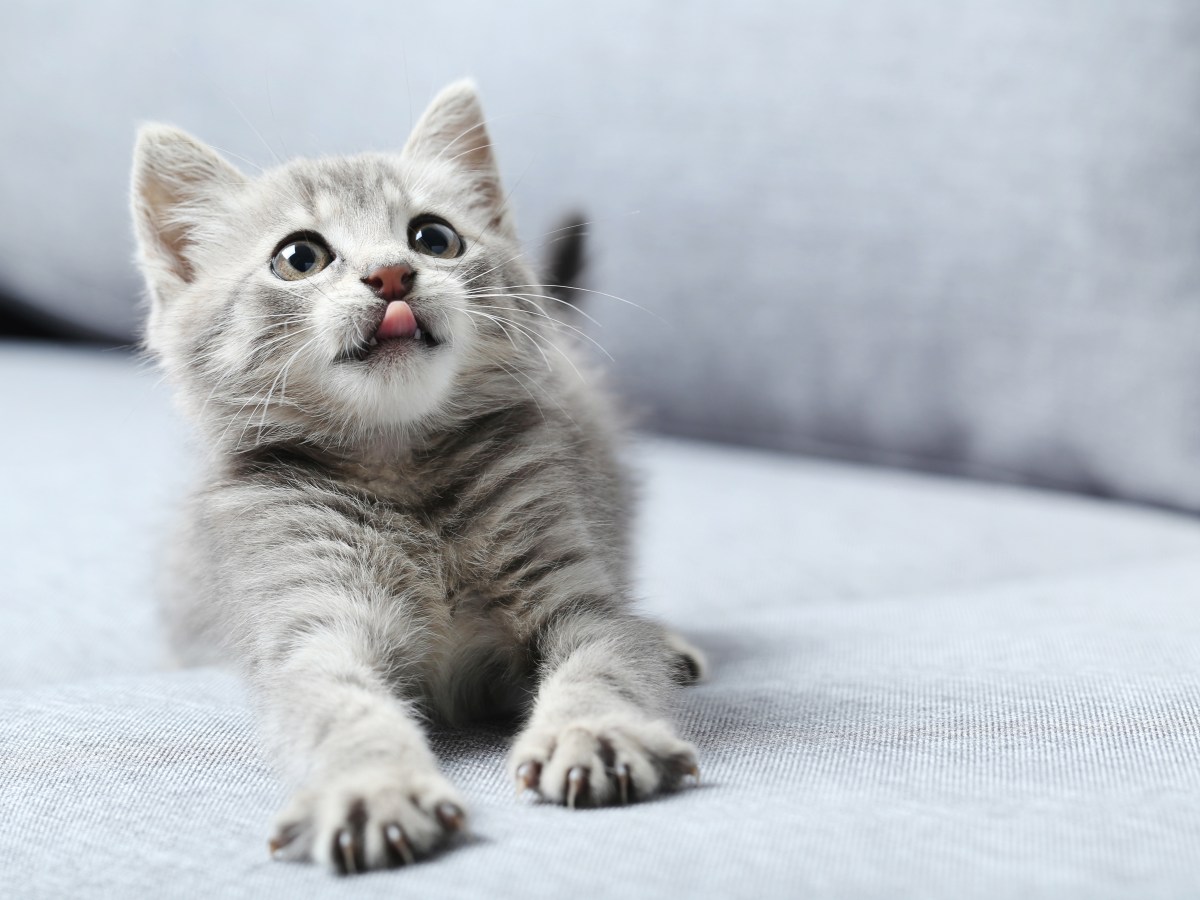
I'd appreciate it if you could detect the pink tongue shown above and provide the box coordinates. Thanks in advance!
[376,300,418,340]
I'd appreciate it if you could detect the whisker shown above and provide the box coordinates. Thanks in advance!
[503,284,666,324]
[464,289,602,329]
[464,309,551,371]
[467,301,613,362]
[465,308,588,385]
[221,332,321,451]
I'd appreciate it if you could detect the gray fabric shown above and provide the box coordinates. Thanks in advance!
[4,2,1200,510]
[6,343,1200,689]
[5,345,1200,897]
[0,344,190,687]
[6,588,1200,900]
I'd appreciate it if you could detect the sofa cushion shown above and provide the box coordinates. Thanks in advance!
[6,343,1200,689]
[5,344,1200,896]
[6,568,1200,898]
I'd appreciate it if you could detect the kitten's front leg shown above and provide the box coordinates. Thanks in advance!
[256,617,465,873]
[509,605,699,807]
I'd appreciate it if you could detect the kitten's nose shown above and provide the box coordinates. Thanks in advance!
[363,265,415,301]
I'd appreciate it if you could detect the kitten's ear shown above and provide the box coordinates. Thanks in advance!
[402,80,511,232]
[131,125,241,301]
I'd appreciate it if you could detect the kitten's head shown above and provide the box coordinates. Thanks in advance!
[132,80,548,450]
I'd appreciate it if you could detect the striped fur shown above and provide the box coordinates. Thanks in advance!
[131,80,701,874]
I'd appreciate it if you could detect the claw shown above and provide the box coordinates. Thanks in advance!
[269,822,301,857]
[566,766,588,810]
[615,763,631,805]
[335,827,359,875]
[516,761,541,794]
[686,763,700,786]
[384,823,415,866]
[436,802,465,832]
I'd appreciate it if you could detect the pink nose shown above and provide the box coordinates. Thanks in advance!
[363,265,414,301]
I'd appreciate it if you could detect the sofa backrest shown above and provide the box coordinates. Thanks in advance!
[3,1,1198,510]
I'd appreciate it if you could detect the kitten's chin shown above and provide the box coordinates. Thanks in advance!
[326,350,459,431]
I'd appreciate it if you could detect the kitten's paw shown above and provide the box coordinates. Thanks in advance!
[664,628,709,685]
[269,764,466,874]
[510,716,698,808]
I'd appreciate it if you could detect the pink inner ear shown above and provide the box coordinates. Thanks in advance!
[376,301,418,340]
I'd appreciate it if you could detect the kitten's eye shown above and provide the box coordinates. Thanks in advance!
[271,234,333,281]
[408,217,464,259]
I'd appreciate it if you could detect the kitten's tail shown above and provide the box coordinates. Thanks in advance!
[542,214,588,321]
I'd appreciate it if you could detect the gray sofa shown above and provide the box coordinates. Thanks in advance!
[4,3,1200,898]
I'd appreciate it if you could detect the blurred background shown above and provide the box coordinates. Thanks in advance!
[3,0,1199,510]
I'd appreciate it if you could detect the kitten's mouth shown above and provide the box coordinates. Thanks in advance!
[345,300,441,361]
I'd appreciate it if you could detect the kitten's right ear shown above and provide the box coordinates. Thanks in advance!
[131,125,241,302]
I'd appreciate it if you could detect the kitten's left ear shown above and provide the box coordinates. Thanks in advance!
[402,80,511,234]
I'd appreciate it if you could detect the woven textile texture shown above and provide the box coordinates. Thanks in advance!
[5,345,1200,897]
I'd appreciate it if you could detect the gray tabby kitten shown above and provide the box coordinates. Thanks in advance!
[130,80,703,875]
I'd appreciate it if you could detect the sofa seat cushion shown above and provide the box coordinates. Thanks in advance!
[4,343,1200,897]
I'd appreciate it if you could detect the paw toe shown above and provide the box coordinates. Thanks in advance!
[273,768,467,873]
[511,717,698,809]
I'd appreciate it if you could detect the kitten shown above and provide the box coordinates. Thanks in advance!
[131,80,704,875]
